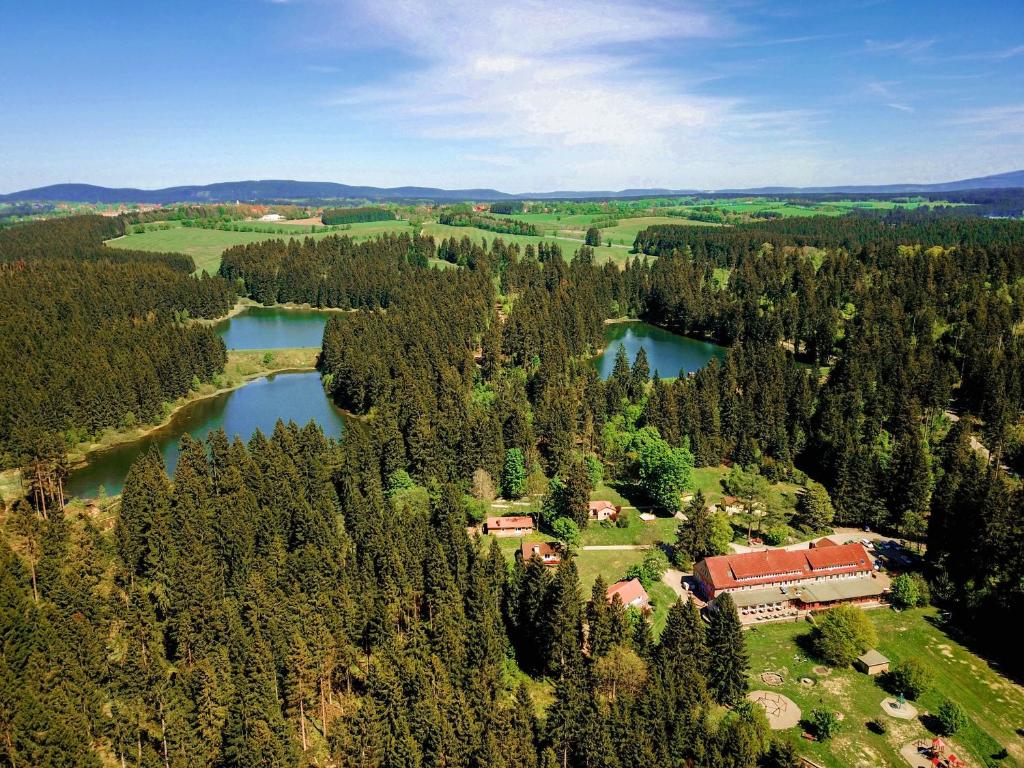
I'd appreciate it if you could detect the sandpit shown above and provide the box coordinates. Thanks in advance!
[747,690,801,730]
[881,697,918,720]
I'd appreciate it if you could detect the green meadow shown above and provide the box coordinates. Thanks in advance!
[106,219,415,273]
[746,608,1024,768]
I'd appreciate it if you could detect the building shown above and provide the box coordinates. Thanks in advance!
[855,649,890,676]
[720,495,743,515]
[588,500,620,522]
[485,515,534,537]
[521,541,561,566]
[606,578,649,610]
[259,213,284,222]
[694,542,887,625]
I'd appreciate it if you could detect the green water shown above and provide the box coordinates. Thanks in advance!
[593,322,726,379]
[215,306,330,349]
[67,372,344,498]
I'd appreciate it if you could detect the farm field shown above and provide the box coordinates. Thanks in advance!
[106,219,414,273]
[421,221,635,266]
[746,608,1024,768]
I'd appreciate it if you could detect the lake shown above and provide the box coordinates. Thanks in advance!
[593,321,726,379]
[215,305,330,349]
[67,372,345,498]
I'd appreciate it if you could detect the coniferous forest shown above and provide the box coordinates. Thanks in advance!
[1,209,1023,767]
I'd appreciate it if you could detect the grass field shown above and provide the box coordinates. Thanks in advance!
[106,219,415,273]
[421,222,636,266]
[746,608,1024,768]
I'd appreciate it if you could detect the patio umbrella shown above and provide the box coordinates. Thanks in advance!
[932,737,944,750]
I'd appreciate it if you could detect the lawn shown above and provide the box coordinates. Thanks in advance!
[594,216,718,247]
[106,219,414,273]
[745,608,1024,768]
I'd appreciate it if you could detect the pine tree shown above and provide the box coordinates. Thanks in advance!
[706,594,749,706]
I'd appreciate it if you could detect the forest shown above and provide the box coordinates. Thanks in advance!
[1,207,1023,766]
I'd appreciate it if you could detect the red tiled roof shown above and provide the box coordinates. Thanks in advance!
[486,516,533,530]
[813,537,839,548]
[607,578,648,606]
[521,541,560,562]
[588,500,616,512]
[698,543,872,592]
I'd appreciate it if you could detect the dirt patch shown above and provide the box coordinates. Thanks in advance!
[761,671,785,686]
[747,690,801,730]
[813,665,832,676]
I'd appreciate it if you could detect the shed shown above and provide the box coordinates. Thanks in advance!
[855,649,890,676]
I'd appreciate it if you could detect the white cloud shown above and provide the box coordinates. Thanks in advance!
[948,104,1024,137]
[310,0,822,188]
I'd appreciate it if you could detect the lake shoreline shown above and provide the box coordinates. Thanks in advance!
[195,297,355,326]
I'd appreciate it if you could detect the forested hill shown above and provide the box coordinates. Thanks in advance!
[3,168,1022,203]
[0,215,234,482]
[1,211,1023,767]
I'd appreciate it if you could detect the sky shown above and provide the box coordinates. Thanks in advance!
[1,0,1022,192]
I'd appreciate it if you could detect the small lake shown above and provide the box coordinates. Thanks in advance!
[215,306,330,349]
[67,372,345,498]
[593,321,726,379]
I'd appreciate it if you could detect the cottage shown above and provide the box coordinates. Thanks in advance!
[694,542,887,625]
[485,515,534,537]
[521,541,561,566]
[606,578,649,610]
[720,495,743,515]
[588,500,620,522]
[855,649,890,676]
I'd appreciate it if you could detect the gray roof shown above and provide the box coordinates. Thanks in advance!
[797,577,886,604]
[858,649,890,667]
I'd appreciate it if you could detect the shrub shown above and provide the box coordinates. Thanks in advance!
[810,708,840,741]
[867,718,887,735]
[761,524,789,546]
[937,700,967,735]
[812,605,878,667]
[885,658,931,700]
[890,572,929,608]
[551,517,581,551]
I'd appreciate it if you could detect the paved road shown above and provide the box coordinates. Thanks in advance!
[662,568,688,599]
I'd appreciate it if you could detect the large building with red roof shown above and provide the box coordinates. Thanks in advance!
[694,542,888,624]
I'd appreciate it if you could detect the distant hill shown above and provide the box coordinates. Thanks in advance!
[2,170,1022,204]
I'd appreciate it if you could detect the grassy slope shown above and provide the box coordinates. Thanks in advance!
[746,608,1024,768]
[107,220,415,273]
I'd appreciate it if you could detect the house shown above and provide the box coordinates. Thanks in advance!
[588,500,620,522]
[855,649,890,676]
[720,495,743,515]
[259,213,284,222]
[521,541,561,566]
[606,578,649,610]
[485,515,534,537]
[694,542,887,625]
[810,537,839,548]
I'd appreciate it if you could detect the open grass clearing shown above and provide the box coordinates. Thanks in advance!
[107,219,414,273]
[745,608,1024,768]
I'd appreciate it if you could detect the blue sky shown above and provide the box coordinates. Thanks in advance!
[1,0,1022,192]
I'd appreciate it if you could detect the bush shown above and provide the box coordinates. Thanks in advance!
[885,658,931,700]
[761,524,789,546]
[890,572,930,608]
[936,700,967,735]
[810,708,840,741]
[867,718,887,735]
[551,517,581,551]
[812,605,878,667]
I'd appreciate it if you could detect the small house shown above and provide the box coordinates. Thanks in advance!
[521,541,561,566]
[855,649,890,676]
[720,496,743,515]
[485,515,534,537]
[588,500,620,522]
[606,578,649,610]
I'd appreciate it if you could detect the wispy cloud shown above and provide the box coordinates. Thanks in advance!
[864,37,937,58]
[311,0,820,186]
[948,104,1024,136]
